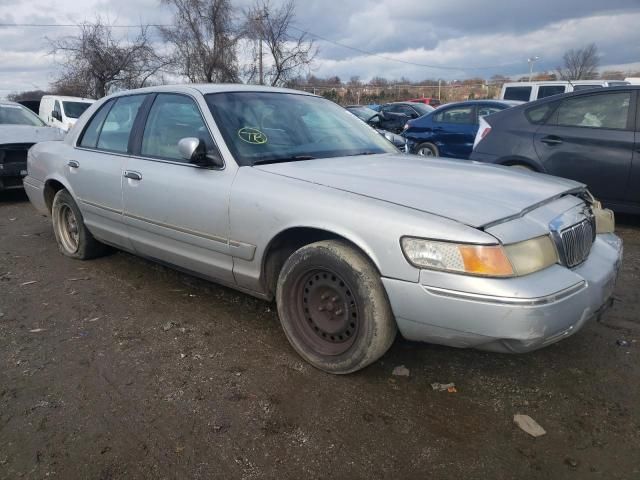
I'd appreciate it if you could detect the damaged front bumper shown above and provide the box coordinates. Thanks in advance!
[382,233,622,353]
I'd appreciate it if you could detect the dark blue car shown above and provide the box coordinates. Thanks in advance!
[402,100,522,159]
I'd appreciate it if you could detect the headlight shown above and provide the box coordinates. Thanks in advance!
[401,235,558,277]
[504,235,558,276]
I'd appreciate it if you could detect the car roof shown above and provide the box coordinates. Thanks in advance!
[0,100,27,108]
[41,95,95,102]
[106,84,316,99]
[524,84,640,106]
[436,99,523,109]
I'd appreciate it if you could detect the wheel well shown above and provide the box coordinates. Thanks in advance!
[262,227,375,299]
[501,159,540,172]
[44,180,66,213]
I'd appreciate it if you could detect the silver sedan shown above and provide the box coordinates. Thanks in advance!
[23,85,622,373]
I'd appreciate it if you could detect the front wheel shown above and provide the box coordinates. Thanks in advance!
[51,189,109,259]
[415,142,439,157]
[276,240,397,374]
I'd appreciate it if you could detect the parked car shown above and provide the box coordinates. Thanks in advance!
[407,97,442,107]
[0,100,65,191]
[402,100,521,158]
[24,85,621,373]
[471,86,640,213]
[18,99,41,114]
[39,95,95,132]
[500,80,629,102]
[345,105,407,150]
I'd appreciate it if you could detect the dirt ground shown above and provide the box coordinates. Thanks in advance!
[1,189,639,480]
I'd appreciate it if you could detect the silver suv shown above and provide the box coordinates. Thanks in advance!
[24,85,622,373]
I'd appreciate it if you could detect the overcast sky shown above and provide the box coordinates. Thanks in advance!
[1,0,640,96]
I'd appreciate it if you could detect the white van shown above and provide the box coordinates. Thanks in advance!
[39,95,95,131]
[500,80,629,102]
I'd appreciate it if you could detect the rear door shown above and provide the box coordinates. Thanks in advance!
[431,104,477,158]
[68,94,148,248]
[533,90,635,203]
[627,98,640,206]
[121,92,236,283]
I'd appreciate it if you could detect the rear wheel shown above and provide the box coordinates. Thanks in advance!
[276,240,396,374]
[51,189,109,259]
[416,142,439,157]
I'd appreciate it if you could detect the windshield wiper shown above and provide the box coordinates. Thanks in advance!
[253,155,316,165]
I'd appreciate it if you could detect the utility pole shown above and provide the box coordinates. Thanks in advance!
[438,79,441,100]
[253,7,268,86]
[528,56,540,81]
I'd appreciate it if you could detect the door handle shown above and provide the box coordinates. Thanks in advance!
[540,136,563,146]
[124,170,142,181]
[67,160,80,168]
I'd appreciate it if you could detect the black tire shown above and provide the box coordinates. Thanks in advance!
[415,142,439,157]
[51,189,109,259]
[276,240,397,374]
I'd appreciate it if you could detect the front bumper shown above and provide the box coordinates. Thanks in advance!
[382,233,622,353]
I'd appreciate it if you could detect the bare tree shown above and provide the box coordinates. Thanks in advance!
[556,43,600,80]
[161,0,240,83]
[49,19,167,98]
[245,0,317,87]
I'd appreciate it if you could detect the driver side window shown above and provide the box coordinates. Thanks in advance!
[141,94,213,162]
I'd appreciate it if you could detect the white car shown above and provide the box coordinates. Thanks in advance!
[39,95,95,132]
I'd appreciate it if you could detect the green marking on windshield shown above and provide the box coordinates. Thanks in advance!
[238,127,268,145]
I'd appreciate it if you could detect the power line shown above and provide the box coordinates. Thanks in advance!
[289,25,523,72]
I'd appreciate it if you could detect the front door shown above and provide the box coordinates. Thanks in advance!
[533,90,635,204]
[67,94,148,248]
[122,93,236,283]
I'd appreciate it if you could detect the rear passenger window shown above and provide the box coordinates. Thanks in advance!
[434,106,474,124]
[79,100,113,148]
[478,106,502,118]
[97,95,147,153]
[525,103,556,124]
[537,85,565,99]
[141,94,212,162]
[556,92,631,129]
[503,87,532,102]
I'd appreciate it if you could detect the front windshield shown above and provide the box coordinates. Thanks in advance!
[0,104,46,126]
[205,92,397,166]
[412,103,435,116]
[62,101,92,119]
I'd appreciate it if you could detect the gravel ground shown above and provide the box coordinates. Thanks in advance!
[1,189,639,480]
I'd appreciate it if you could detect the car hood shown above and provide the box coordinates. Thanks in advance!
[255,154,584,228]
[0,125,65,145]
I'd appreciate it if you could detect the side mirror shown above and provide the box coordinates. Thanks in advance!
[52,111,61,121]
[178,137,223,168]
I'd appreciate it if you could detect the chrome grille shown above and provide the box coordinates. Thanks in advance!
[559,218,595,268]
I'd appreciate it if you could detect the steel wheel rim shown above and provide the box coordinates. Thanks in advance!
[418,147,434,157]
[56,204,80,254]
[293,268,359,356]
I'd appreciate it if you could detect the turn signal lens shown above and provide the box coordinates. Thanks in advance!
[458,244,514,276]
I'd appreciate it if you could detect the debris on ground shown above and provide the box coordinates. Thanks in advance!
[514,414,546,438]
[180,353,187,359]
[392,365,410,377]
[29,328,46,333]
[163,321,179,331]
[431,382,456,392]
[616,339,630,347]
[564,457,579,468]
[67,277,90,282]
[20,280,37,286]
